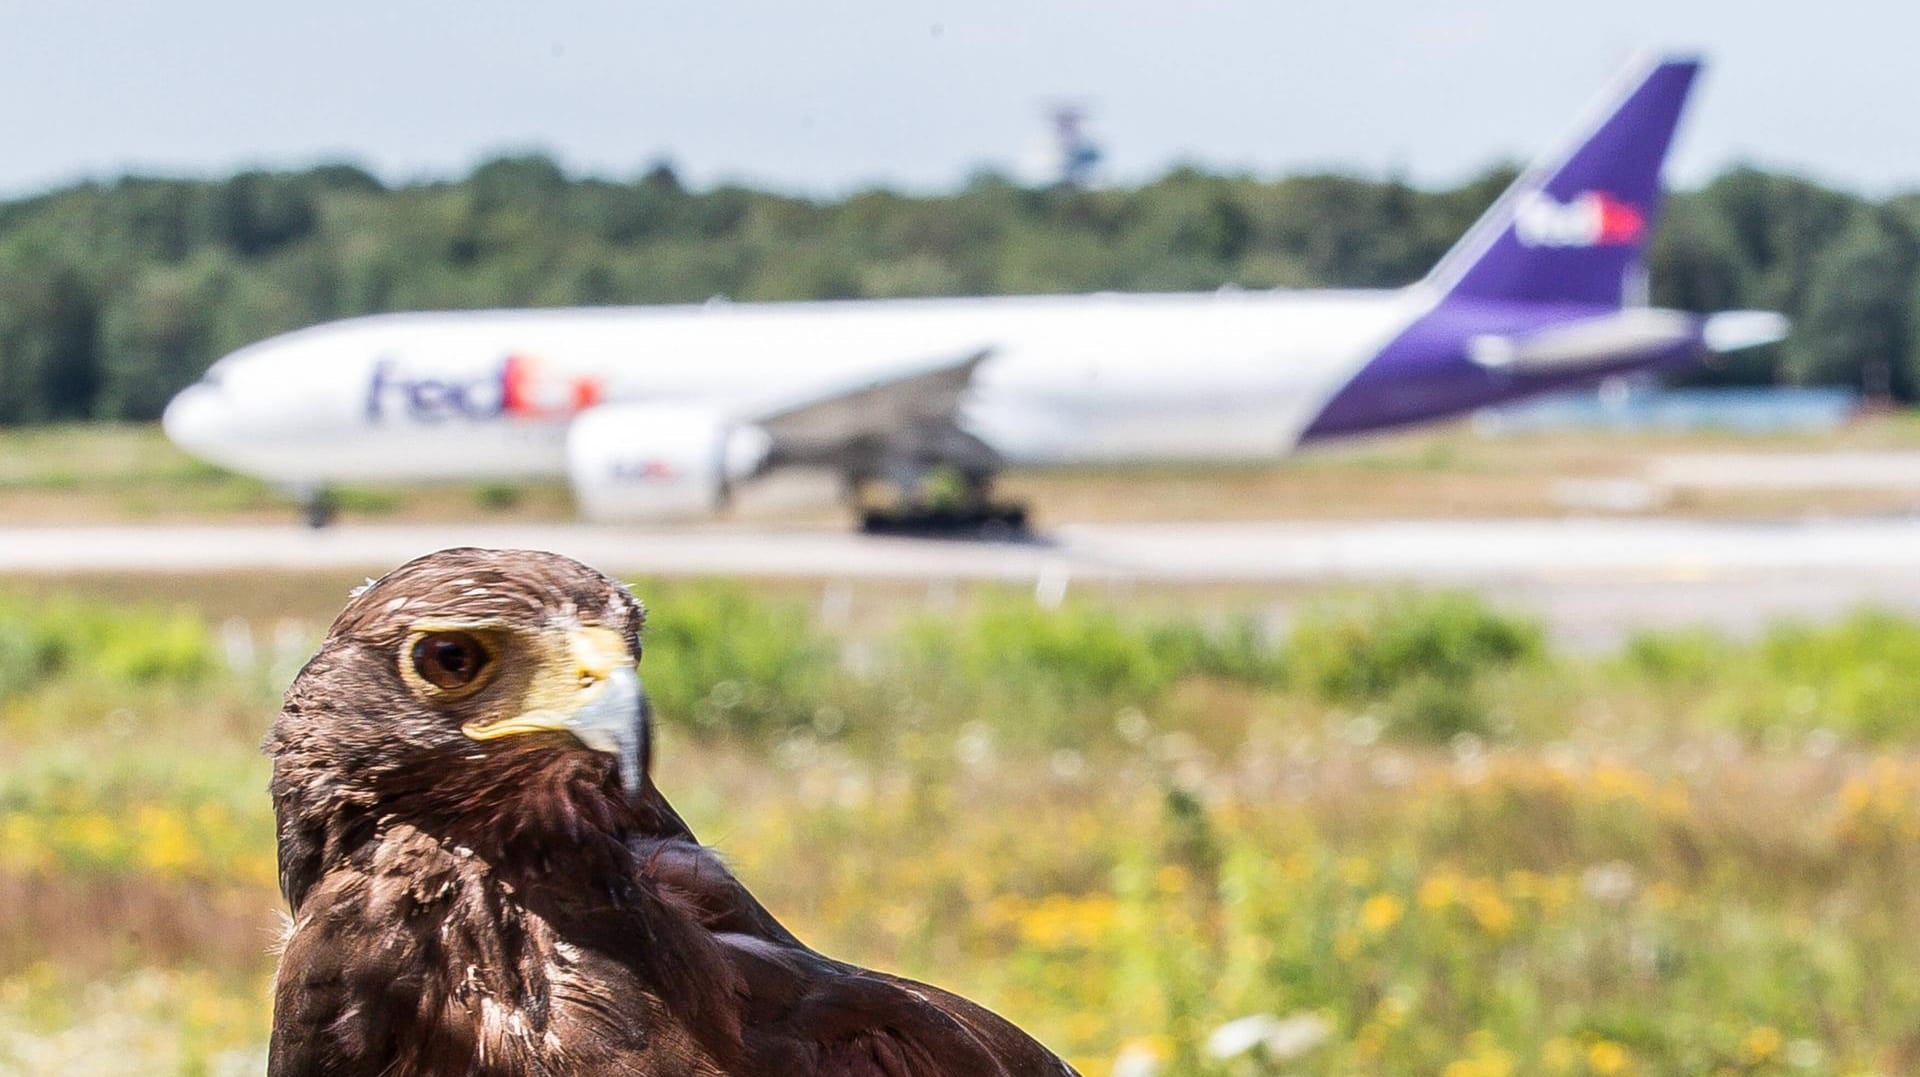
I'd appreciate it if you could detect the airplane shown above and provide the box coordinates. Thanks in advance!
[162,54,1786,532]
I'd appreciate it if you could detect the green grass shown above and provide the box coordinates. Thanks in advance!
[0,423,582,524]
[5,584,1920,1075]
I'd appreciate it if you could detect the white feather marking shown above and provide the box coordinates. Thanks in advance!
[268,911,302,956]
[479,994,534,1051]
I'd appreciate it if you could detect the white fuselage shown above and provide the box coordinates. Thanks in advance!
[161,55,1753,518]
[164,288,1427,486]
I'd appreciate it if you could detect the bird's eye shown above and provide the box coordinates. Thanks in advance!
[411,631,491,692]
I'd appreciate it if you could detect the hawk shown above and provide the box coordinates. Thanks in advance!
[266,547,1077,1076]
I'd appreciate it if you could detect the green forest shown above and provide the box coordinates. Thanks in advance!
[0,155,1915,424]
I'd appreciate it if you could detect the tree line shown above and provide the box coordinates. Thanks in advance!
[0,154,1914,424]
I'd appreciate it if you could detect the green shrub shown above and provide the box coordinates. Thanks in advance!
[1149,616,1289,689]
[897,599,1284,707]
[1712,610,1920,742]
[1380,674,1490,742]
[330,487,399,515]
[874,599,1286,750]
[1288,589,1541,701]
[903,601,1173,703]
[0,596,218,699]
[472,482,522,511]
[1616,628,1733,688]
[634,580,837,741]
[0,620,46,699]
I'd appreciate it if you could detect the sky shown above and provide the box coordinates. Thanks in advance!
[2,0,1915,199]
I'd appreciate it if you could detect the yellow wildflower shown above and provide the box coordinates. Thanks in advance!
[0,813,51,873]
[135,805,197,874]
[1467,888,1516,936]
[1419,871,1460,910]
[1541,1036,1578,1073]
[1593,761,1653,803]
[68,812,120,859]
[1742,1025,1783,1064]
[1442,1032,1514,1077]
[1586,1039,1630,1076]
[1359,892,1405,934]
[1839,776,1874,816]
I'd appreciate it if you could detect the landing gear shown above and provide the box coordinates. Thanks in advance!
[301,488,338,530]
[851,467,1032,540]
[859,500,1030,538]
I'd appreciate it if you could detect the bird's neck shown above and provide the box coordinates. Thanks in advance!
[396,743,640,874]
[274,742,636,911]
[279,749,749,1066]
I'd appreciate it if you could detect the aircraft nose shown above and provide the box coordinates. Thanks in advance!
[161,382,229,453]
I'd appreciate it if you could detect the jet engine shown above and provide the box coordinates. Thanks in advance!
[565,404,771,521]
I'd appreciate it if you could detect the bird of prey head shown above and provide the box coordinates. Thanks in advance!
[269,548,658,896]
[266,547,1078,1076]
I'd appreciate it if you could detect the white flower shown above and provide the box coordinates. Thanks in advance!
[1582,861,1638,905]
[1262,1013,1334,1060]
[1206,1012,1332,1061]
[1111,1042,1164,1077]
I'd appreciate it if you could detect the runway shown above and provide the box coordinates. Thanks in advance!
[4,516,1920,582]
[7,517,1920,645]
[11,510,1920,579]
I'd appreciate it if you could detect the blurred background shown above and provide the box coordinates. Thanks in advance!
[6,2,1920,1074]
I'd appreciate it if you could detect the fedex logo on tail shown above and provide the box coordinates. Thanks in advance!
[1513,190,1646,248]
[367,354,604,423]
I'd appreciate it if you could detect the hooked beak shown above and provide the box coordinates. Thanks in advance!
[460,627,648,792]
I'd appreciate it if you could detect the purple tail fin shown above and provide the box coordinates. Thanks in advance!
[1424,55,1701,308]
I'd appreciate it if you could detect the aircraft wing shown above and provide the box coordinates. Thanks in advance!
[750,347,996,466]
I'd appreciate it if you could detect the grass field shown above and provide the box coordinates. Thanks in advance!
[8,417,1920,527]
[4,579,1920,1075]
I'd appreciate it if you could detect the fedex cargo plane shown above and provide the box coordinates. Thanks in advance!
[163,54,1784,530]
